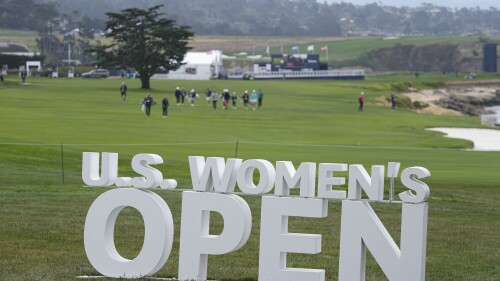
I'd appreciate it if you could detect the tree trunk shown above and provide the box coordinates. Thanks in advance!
[140,75,150,89]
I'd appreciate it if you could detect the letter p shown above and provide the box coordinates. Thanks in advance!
[177,191,252,281]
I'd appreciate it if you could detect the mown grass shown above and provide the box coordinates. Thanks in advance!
[0,28,37,37]
[3,29,499,64]
[0,28,39,50]
[0,73,499,280]
[222,35,500,64]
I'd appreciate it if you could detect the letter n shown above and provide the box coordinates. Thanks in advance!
[338,201,428,281]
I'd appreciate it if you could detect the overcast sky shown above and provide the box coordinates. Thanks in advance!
[326,0,499,9]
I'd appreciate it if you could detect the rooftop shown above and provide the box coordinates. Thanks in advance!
[0,42,31,53]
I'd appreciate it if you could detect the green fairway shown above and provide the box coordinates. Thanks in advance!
[0,74,499,280]
[226,35,500,64]
[0,28,37,37]
[0,28,38,50]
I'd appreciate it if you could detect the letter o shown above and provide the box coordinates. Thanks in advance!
[237,159,275,194]
[84,188,173,278]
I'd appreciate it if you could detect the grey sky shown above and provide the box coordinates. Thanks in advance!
[325,0,500,9]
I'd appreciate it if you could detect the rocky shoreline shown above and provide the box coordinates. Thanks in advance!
[436,90,500,116]
[403,87,500,126]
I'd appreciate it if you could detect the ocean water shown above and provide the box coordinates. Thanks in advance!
[481,106,500,126]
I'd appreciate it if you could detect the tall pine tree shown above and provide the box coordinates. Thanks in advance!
[92,5,193,89]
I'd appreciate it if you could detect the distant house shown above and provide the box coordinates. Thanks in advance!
[0,42,36,57]
[151,51,223,80]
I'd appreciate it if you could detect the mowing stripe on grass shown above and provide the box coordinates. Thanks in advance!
[0,140,481,151]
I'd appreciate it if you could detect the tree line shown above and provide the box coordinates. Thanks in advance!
[0,0,96,65]
[4,0,500,41]
[27,0,500,36]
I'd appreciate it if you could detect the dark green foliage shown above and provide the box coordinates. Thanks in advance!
[354,44,462,72]
[384,95,414,109]
[91,5,193,89]
[0,54,45,68]
[396,96,414,109]
[0,0,56,30]
[421,82,446,88]
[390,82,414,92]
[26,0,500,36]
[413,100,429,109]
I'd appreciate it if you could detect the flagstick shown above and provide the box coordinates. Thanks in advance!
[389,177,395,202]
[326,49,329,68]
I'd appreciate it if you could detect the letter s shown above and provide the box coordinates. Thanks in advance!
[130,154,163,188]
[398,167,430,203]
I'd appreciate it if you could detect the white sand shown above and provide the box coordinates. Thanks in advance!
[428,128,500,151]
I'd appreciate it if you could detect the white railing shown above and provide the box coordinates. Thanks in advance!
[227,69,365,80]
[259,69,364,78]
[151,73,212,81]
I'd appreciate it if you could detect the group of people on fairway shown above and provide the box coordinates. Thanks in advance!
[121,81,397,118]
[204,88,263,111]
[139,93,171,118]
[118,82,169,118]
[119,82,265,118]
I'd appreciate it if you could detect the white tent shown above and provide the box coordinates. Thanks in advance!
[152,51,222,80]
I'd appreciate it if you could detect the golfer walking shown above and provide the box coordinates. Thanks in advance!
[358,92,365,112]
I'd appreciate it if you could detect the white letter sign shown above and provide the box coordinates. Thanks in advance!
[82,152,118,187]
[339,201,429,281]
[82,153,431,281]
[259,196,328,281]
[178,191,252,281]
[275,161,316,197]
[84,188,174,278]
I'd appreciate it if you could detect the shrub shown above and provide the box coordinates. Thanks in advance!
[386,95,415,109]
[413,100,429,109]
[390,82,414,92]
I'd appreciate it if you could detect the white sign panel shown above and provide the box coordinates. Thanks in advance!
[82,153,431,280]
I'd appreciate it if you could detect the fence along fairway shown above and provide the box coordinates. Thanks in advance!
[0,76,499,280]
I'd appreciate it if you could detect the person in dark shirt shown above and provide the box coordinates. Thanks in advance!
[189,89,197,106]
[0,73,4,85]
[242,90,250,110]
[162,96,169,118]
[205,88,212,106]
[120,82,128,101]
[231,92,237,109]
[143,93,155,117]
[175,87,181,105]
[21,70,27,85]
[222,89,230,110]
[257,88,264,109]
[390,92,397,111]
[181,88,186,104]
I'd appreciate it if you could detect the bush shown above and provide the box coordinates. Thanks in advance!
[390,82,414,92]
[413,100,429,109]
[386,95,414,109]
[421,82,445,88]
[0,54,45,68]
[386,95,429,110]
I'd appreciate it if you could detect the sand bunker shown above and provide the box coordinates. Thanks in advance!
[428,128,500,151]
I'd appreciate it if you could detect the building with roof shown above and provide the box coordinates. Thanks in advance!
[151,51,222,80]
[0,42,35,57]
